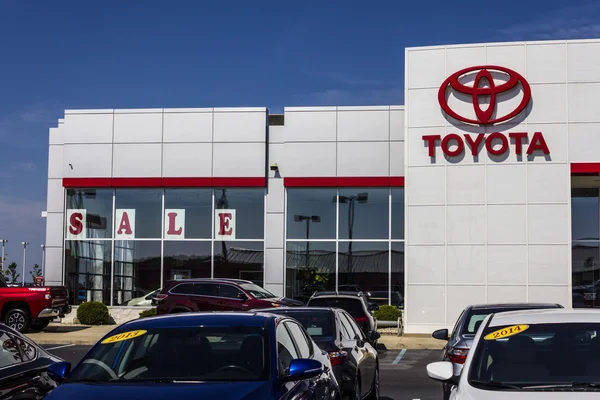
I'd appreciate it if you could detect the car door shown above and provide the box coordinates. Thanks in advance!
[193,283,222,311]
[215,283,249,311]
[340,311,374,397]
[0,330,46,399]
[277,322,312,400]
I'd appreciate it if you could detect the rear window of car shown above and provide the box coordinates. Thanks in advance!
[464,306,559,334]
[272,310,336,337]
[308,297,366,318]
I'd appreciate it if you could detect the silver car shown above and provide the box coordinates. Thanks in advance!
[432,302,563,400]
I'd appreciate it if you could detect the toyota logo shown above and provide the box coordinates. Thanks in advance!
[438,65,531,125]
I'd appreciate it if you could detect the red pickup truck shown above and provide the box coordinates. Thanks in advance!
[0,279,71,332]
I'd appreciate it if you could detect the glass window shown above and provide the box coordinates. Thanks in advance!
[0,332,22,368]
[195,283,218,297]
[218,284,244,299]
[309,297,367,318]
[65,240,111,305]
[66,326,269,382]
[573,241,600,308]
[240,283,276,299]
[115,189,162,239]
[285,241,335,302]
[391,188,405,239]
[391,242,405,308]
[286,189,336,240]
[338,241,389,293]
[214,189,264,239]
[338,188,389,239]
[214,241,264,286]
[572,188,599,241]
[114,241,161,306]
[285,322,311,358]
[341,312,366,340]
[164,189,212,239]
[270,310,336,338]
[170,283,194,295]
[338,313,356,340]
[277,323,298,374]
[66,189,113,239]
[163,241,211,283]
[12,336,36,361]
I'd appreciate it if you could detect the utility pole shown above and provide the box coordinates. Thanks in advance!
[21,242,29,286]
[41,244,46,277]
[0,239,7,271]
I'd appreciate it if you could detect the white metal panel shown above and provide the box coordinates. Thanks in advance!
[406,166,445,205]
[48,145,64,179]
[528,84,567,124]
[486,164,526,204]
[447,285,486,325]
[337,142,389,177]
[406,285,446,324]
[113,112,163,143]
[213,143,265,177]
[213,111,266,143]
[266,179,284,214]
[487,245,527,284]
[528,286,570,305]
[389,142,405,177]
[529,245,570,285]
[527,164,569,204]
[113,144,162,177]
[406,89,446,128]
[446,46,486,76]
[487,205,527,244]
[264,283,284,297]
[446,205,485,245]
[269,143,284,177]
[406,246,445,284]
[446,165,486,204]
[162,143,212,177]
[284,142,336,177]
[163,111,213,143]
[527,43,567,83]
[284,111,336,142]
[63,144,112,178]
[407,206,445,244]
[269,125,285,144]
[406,48,446,89]
[265,214,284,249]
[44,246,64,284]
[447,245,486,284]
[527,124,568,163]
[487,286,527,303]
[567,42,600,82]
[406,127,447,166]
[46,179,64,213]
[569,123,600,162]
[63,113,114,144]
[49,127,63,145]
[337,109,389,141]
[45,213,64,247]
[486,44,526,75]
[568,83,600,123]
[264,249,284,284]
[528,204,569,244]
[389,109,405,141]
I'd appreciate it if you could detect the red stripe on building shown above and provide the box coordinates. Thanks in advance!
[63,177,266,188]
[212,177,266,187]
[283,177,339,187]
[62,178,112,188]
[284,177,405,187]
[571,163,600,174]
[161,177,213,187]
[111,178,163,187]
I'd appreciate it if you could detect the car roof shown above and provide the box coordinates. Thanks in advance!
[116,312,279,330]
[488,309,600,327]
[469,302,562,311]
[257,307,339,314]
[166,278,254,285]
[310,291,366,298]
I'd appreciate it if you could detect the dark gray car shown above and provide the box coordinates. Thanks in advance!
[431,302,563,400]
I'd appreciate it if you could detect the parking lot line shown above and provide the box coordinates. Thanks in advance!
[391,349,407,364]
[45,344,76,351]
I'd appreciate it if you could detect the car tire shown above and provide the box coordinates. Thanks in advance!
[366,366,379,400]
[5,308,31,333]
[30,319,51,331]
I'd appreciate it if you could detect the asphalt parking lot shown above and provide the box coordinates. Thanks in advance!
[42,344,441,400]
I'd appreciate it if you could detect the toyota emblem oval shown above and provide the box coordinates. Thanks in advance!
[438,65,531,125]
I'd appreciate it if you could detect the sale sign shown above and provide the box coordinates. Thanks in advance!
[66,209,87,239]
[115,209,136,240]
[215,209,236,240]
[164,209,186,239]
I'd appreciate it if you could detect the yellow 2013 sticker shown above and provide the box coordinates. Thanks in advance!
[101,330,147,344]
[484,325,529,341]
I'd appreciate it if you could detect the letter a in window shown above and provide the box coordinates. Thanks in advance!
[115,209,136,239]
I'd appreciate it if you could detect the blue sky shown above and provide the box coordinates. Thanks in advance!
[0,0,599,277]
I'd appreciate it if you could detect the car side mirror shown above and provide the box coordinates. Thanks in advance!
[48,361,71,383]
[282,359,323,382]
[367,330,381,342]
[426,361,457,384]
[432,328,449,341]
[238,292,249,300]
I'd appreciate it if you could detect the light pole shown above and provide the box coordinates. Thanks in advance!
[337,193,368,284]
[0,239,7,270]
[41,244,46,277]
[21,242,29,286]
[294,215,321,268]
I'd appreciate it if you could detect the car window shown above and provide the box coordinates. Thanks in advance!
[170,283,194,295]
[277,323,299,374]
[12,336,36,361]
[195,283,218,296]
[270,310,336,338]
[308,297,366,318]
[0,332,23,368]
[285,322,312,359]
[240,283,275,299]
[338,313,356,341]
[464,307,558,335]
[218,284,243,299]
[450,309,466,340]
[343,313,367,341]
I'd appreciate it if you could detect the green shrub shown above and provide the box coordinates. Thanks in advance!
[139,308,157,318]
[77,301,110,325]
[373,305,402,321]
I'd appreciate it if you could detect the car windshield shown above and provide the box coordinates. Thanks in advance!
[241,283,275,299]
[309,298,365,318]
[464,307,556,335]
[468,322,600,389]
[271,310,336,338]
[67,326,269,383]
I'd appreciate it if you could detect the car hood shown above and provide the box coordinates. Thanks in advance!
[272,297,304,307]
[457,384,600,399]
[45,381,273,400]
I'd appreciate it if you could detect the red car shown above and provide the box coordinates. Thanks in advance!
[153,278,304,314]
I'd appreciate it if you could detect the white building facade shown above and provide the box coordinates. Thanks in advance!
[45,38,600,333]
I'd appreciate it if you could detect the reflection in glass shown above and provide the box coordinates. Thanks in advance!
[287,189,336,239]
[391,188,405,240]
[572,188,599,241]
[66,189,113,239]
[214,189,264,239]
[214,241,264,285]
[163,241,211,282]
[338,242,389,294]
[286,241,335,303]
[391,242,405,308]
[114,241,161,305]
[572,241,600,308]
[338,189,389,239]
[164,189,212,239]
[115,189,162,238]
[65,240,111,305]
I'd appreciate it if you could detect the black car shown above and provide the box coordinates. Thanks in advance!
[307,292,379,344]
[260,307,380,400]
[0,323,63,399]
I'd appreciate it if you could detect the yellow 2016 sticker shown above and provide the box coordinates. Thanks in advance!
[101,330,147,344]
[484,325,529,341]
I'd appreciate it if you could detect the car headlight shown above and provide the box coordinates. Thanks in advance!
[271,303,281,308]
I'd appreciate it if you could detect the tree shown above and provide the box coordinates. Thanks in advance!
[30,263,42,279]
[4,262,20,284]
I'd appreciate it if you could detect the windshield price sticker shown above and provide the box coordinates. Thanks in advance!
[101,330,147,344]
[483,325,529,341]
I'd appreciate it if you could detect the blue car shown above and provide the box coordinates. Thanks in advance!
[44,312,341,400]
